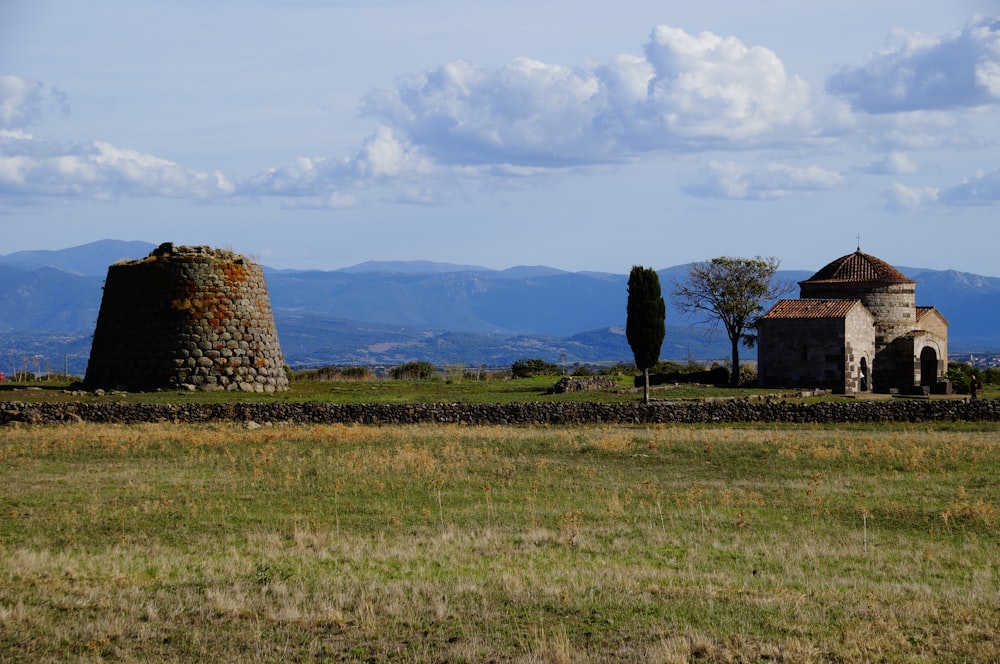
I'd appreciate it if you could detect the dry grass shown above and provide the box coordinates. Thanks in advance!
[0,422,997,662]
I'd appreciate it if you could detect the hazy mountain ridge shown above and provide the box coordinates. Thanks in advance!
[0,240,160,277]
[1,240,997,375]
[0,265,104,332]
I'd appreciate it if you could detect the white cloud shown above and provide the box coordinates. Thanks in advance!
[939,168,1000,205]
[239,157,333,198]
[864,152,918,175]
[882,183,940,211]
[239,126,442,207]
[880,167,1000,210]
[362,25,813,167]
[640,26,812,144]
[363,57,611,166]
[349,126,434,179]
[1,76,44,128]
[0,75,68,129]
[827,16,1000,113]
[9,19,999,213]
[0,77,43,129]
[877,167,1000,211]
[682,160,843,200]
[0,131,233,201]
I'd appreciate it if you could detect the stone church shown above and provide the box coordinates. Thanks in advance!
[756,249,949,394]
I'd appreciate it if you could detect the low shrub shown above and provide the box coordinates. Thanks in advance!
[291,366,374,381]
[947,362,978,394]
[390,361,437,380]
[511,358,561,378]
[340,366,374,380]
[598,362,635,376]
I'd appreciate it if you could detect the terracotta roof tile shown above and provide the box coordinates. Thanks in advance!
[762,299,862,320]
[803,250,913,285]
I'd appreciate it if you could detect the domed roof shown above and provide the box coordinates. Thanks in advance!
[802,250,913,285]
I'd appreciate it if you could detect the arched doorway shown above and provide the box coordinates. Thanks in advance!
[919,347,938,387]
[859,357,869,392]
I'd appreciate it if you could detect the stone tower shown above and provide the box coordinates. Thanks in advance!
[84,243,289,392]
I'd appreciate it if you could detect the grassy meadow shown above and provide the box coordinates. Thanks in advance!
[1,421,997,662]
[0,374,799,405]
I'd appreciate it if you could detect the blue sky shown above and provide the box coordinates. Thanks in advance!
[3,1,1000,276]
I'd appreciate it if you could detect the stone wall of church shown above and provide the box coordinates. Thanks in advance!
[844,306,876,392]
[799,281,915,352]
[919,311,949,341]
[758,318,849,391]
[758,307,874,393]
[84,243,289,393]
[860,283,917,350]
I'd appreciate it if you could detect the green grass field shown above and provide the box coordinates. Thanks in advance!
[9,373,986,406]
[1,421,997,662]
[6,375,652,405]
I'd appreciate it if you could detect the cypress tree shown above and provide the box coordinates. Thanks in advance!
[626,265,666,403]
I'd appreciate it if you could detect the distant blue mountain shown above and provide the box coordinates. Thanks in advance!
[1,240,998,375]
[336,260,494,275]
[0,239,157,277]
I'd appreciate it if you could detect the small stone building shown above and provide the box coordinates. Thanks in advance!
[84,243,289,392]
[757,250,948,394]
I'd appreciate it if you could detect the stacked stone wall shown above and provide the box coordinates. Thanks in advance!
[759,318,851,391]
[84,244,288,392]
[4,398,999,426]
[860,283,917,350]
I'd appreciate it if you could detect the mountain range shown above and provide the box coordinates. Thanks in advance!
[1,240,997,376]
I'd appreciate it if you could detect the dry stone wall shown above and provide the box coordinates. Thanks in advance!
[4,398,999,426]
[84,243,288,392]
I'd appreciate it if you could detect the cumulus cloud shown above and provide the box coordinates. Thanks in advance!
[880,167,1000,211]
[0,72,449,209]
[0,131,233,201]
[827,16,1000,113]
[349,126,435,179]
[363,25,812,167]
[248,20,826,207]
[682,161,843,200]
[239,156,334,198]
[0,75,67,129]
[238,126,441,207]
[881,183,940,210]
[1,75,233,203]
[12,18,998,212]
[640,26,812,143]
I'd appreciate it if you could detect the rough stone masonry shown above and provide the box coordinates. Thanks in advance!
[3,397,999,426]
[84,243,289,392]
